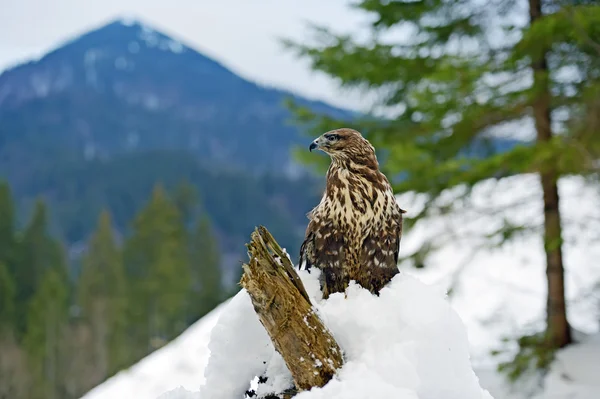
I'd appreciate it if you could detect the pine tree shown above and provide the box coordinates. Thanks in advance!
[23,267,69,399]
[14,199,67,336]
[123,184,192,356]
[285,0,600,376]
[78,210,129,378]
[189,215,223,321]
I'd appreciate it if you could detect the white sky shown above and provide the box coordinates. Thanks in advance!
[0,0,375,110]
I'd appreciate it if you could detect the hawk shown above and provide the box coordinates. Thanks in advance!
[299,128,406,299]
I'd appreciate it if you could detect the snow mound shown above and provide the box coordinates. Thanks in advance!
[199,287,273,399]
[166,270,493,399]
[157,387,200,399]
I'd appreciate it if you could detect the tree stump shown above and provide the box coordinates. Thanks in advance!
[240,226,343,396]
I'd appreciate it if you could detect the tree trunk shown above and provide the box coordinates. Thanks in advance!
[240,226,344,395]
[529,0,572,348]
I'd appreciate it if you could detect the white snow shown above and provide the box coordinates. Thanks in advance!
[156,387,200,399]
[168,40,185,54]
[132,22,185,54]
[128,41,141,54]
[175,269,494,399]
[477,332,600,399]
[198,289,274,399]
[397,174,600,364]
[30,72,52,96]
[114,57,130,70]
[138,26,160,48]
[80,303,227,399]
[118,16,139,27]
[143,95,161,110]
[537,333,600,398]
[83,49,102,87]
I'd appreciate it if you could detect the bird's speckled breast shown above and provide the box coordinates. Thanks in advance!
[321,168,393,247]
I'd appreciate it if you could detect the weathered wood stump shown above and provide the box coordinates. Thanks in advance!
[240,226,344,396]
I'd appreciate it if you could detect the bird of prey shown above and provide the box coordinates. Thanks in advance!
[299,128,405,299]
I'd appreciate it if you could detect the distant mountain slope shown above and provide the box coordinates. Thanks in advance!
[0,18,349,262]
[0,19,352,176]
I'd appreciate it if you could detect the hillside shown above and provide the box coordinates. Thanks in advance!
[80,174,600,399]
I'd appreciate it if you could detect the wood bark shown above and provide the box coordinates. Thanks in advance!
[240,226,343,395]
[529,0,572,348]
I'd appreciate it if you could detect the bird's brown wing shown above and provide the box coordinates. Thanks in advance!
[358,203,404,293]
[299,217,347,298]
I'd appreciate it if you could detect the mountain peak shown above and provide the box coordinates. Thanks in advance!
[0,18,239,107]
[51,17,189,58]
[110,15,148,28]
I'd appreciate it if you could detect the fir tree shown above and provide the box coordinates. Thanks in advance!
[23,267,69,399]
[78,210,129,377]
[285,0,600,376]
[14,199,67,336]
[123,184,192,355]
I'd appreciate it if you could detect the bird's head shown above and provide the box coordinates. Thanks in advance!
[309,128,378,167]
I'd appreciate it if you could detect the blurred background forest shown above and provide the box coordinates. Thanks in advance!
[0,0,599,398]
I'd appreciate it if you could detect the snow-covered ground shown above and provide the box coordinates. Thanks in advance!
[179,271,494,399]
[80,174,600,399]
[477,332,600,399]
[398,175,600,365]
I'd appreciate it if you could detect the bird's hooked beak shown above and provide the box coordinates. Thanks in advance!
[309,136,323,152]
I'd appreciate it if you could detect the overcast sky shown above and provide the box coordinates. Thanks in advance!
[0,0,376,109]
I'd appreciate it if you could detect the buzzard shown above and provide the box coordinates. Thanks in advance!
[299,128,405,299]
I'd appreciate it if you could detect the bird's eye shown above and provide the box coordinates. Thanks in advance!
[327,134,339,141]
